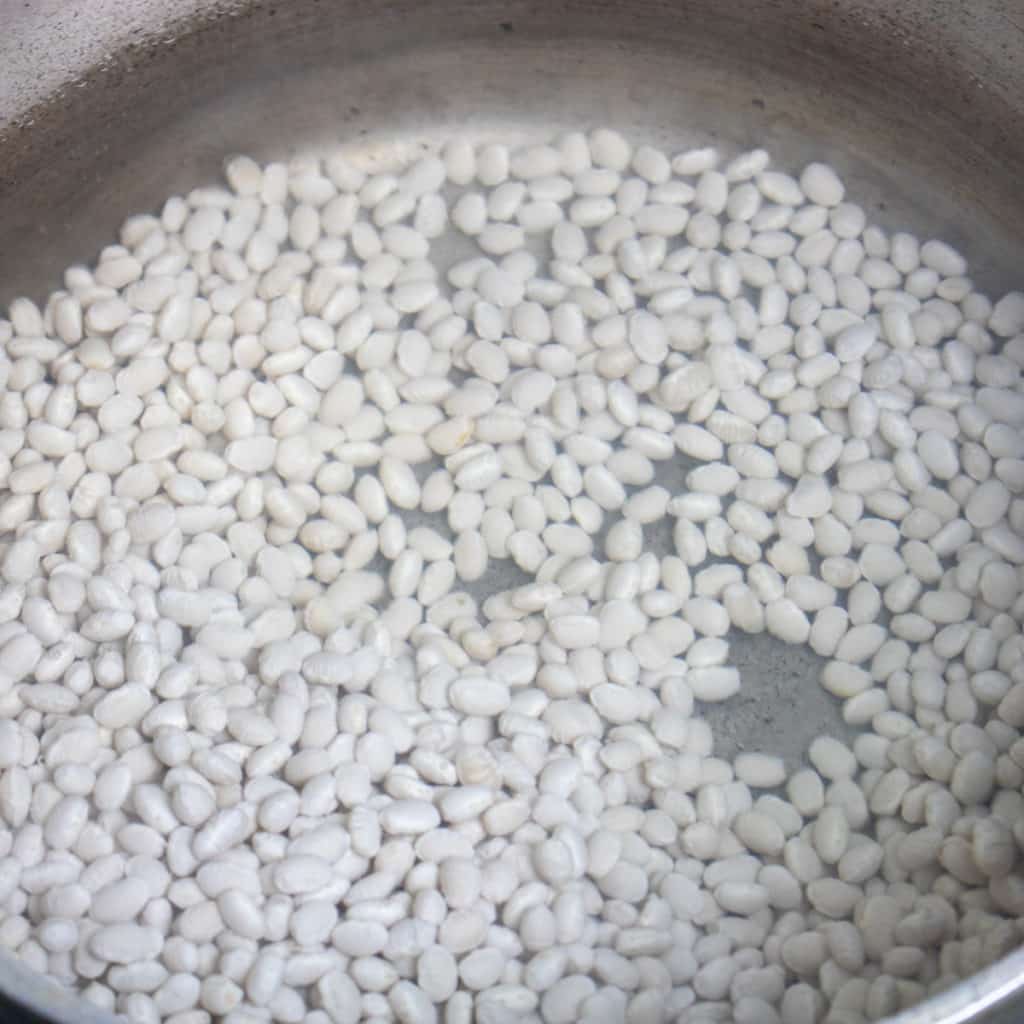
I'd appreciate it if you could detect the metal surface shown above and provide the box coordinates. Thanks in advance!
[0,1,1023,1022]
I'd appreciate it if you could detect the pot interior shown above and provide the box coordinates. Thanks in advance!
[0,3,1022,1024]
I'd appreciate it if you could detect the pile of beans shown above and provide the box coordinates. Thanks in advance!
[1,128,1024,1024]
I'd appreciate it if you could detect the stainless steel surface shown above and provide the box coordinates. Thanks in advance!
[0,1,1023,1022]
[2,0,1024,309]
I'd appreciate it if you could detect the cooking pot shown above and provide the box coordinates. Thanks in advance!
[0,1,1022,1022]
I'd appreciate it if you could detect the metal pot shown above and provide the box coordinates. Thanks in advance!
[0,1,1022,1021]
